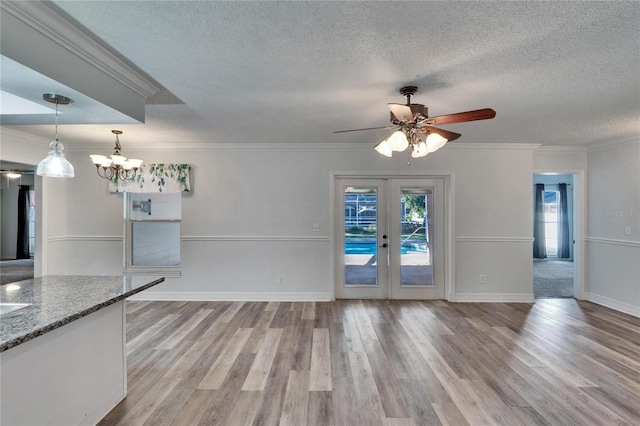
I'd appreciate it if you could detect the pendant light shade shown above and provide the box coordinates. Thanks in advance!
[37,140,75,178]
[387,131,409,151]
[374,139,393,157]
[425,132,448,153]
[37,94,74,178]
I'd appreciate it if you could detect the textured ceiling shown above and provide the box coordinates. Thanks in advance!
[4,1,640,148]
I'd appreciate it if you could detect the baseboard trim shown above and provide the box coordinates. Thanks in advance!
[454,293,535,303]
[585,292,640,318]
[127,291,332,302]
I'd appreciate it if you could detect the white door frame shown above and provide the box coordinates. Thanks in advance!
[330,172,455,301]
[533,169,586,299]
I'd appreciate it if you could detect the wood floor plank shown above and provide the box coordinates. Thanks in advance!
[331,376,362,426]
[352,300,379,342]
[363,338,411,419]
[170,389,214,426]
[243,308,278,354]
[96,299,640,426]
[156,308,214,350]
[397,378,445,425]
[279,370,310,426]
[198,352,256,425]
[242,328,283,390]
[225,391,261,426]
[126,314,180,354]
[252,351,292,426]
[431,402,469,426]
[198,328,253,390]
[309,328,332,391]
[386,418,416,426]
[301,302,316,320]
[349,351,387,426]
[219,301,245,323]
[114,377,180,426]
[307,391,334,426]
[291,319,314,371]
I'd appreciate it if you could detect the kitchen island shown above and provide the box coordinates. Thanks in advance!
[0,275,164,426]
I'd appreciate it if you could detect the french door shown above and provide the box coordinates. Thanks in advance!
[334,178,445,299]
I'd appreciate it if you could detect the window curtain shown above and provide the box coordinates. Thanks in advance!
[109,164,191,193]
[557,183,571,258]
[16,185,30,259]
[533,183,547,259]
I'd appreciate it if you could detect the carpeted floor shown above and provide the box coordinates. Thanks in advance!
[0,259,35,285]
[533,259,574,298]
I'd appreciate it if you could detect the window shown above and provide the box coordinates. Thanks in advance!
[543,190,559,257]
[124,192,181,276]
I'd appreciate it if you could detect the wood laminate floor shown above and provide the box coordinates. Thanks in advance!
[99,299,640,426]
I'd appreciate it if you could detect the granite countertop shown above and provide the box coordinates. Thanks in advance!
[0,275,164,352]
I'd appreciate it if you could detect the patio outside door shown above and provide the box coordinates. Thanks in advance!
[334,178,445,299]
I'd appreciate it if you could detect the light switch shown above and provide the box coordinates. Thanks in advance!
[625,226,632,236]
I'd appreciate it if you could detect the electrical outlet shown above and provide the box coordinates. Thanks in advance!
[313,223,320,232]
[480,274,487,284]
[277,275,285,284]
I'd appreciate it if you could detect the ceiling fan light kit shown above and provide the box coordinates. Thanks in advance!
[36,94,75,178]
[333,86,496,161]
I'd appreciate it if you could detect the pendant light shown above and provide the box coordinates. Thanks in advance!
[36,94,75,178]
[90,130,142,181]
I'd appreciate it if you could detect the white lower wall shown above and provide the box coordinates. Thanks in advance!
[586,141,640,317]
[129,237,332,300]
[455,238,534,302]
[586,239,640,316]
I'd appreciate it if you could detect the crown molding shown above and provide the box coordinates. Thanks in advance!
[0,128,50,164]
[67,141,545,152]
[1,1,160,99]
[535,145,587,153]
[67,142,372,152]
[1,127,49,146]
[587,137,639,153]
[443,143,541,151]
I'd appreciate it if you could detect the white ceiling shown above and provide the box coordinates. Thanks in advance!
[2,1,639,149]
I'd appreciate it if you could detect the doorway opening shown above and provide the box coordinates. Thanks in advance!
[533,174,574,298]
[0,162,36,285]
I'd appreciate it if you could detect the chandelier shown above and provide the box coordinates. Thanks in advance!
[374,127,448,159]
[36,94,75,178]
[90,130,142,181]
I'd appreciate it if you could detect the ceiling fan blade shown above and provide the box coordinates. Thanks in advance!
[426,126,462,142]
[333,125,398,134]
[387,103,414,122]
[428,108,496,125]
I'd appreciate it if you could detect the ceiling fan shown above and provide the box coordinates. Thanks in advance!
[333,86,496,158]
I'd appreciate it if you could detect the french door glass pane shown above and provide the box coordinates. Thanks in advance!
[344,187,377,286]
[400,189,434,286]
